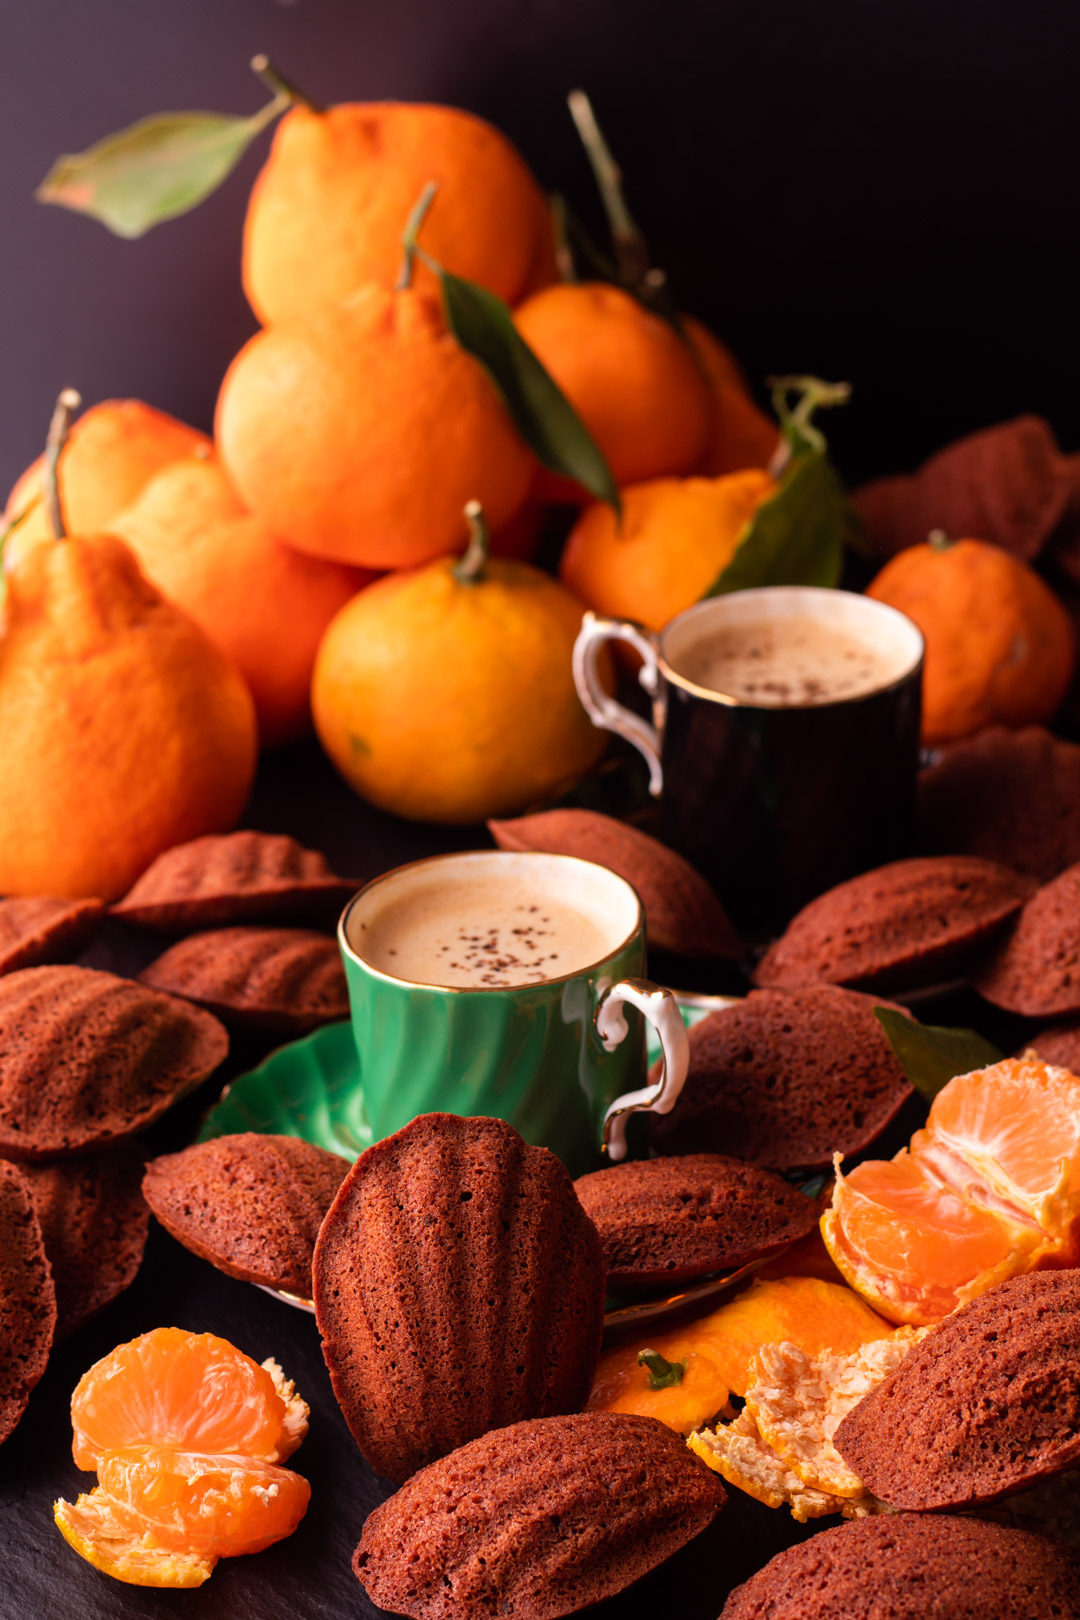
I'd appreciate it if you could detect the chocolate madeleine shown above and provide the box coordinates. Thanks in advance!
[22,1147,148,1337]
[143,1133,347,1297]
[1027,1022,1080,1071]
[355,1411,725,1620]
[0,1159,56,1444]
[651,986,913,1173]
[754,855,1035,993]
[138,927,348,1033]
[313,1113,605,1482]
[919,725,1080,883]
[975,863,1080,1016]
[833,1271,1080,1509]
[0,896,105,977]
[574,1154,817,1288]
[720,1513,1080,1619]
[112,829,356,930]
[0,965,228,1159]
[488,808,741,959]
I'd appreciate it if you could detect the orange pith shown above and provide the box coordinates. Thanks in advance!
[58,1327,310,1588]
[822,1057,1080,1324]
[71,1328,295,1471]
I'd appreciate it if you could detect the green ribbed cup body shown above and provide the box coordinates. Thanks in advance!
[340,928,644,1176]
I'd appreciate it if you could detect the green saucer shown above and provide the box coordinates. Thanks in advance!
[199,1021,369,1161]
[200,992,739,1161]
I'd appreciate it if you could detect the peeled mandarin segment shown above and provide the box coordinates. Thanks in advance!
[588,1276,891,1434]
[97,1447,311,1558]
[822,1156,1042,1326]
[71,1328,291,1472]
[917,1057,1080,1236]
[54,1490,215,1588]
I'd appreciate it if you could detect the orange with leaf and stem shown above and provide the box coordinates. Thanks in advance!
[37,55,558,319]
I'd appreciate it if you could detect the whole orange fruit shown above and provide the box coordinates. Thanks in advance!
[242,102,556,326]
[681,316,780,476]
[111,454,371,748]
[559,470,775,632]
[215,284,535,571]
[513,283,712,495]
[5,400,209,548]
[0,534,257,899]
[867,535,1075,745]
[312,515,606,822]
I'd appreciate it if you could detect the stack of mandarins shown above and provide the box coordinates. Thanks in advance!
[2,78,790,896]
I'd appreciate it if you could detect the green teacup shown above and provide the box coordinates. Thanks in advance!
[337,849,689,1175]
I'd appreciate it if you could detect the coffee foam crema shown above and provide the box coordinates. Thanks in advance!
[663,587,924,709]
[346,852,639,989]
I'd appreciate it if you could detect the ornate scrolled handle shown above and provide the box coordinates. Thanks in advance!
[595,978,689,1161]
[572,613,664,797]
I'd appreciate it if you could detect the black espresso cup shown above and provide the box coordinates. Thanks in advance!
[573,586,924,937]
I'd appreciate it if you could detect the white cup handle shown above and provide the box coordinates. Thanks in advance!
[595,979,689,1162]
[572,612,664,797]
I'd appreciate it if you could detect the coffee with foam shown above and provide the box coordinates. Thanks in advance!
[347,852,637,989]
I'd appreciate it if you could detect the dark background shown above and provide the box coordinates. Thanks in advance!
[2,5,1079,1616]
[3,0,1080,499]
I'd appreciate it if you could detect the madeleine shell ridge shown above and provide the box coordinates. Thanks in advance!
[138,926,348,1033]
[0,966,229,1159]
[143,1132,348,1296]
[833,1270,1080,1510]
[0,1159,56,1444]
[313,1113,606,1482]
[112,829,356,930]
[719,1511,1080,1619]
[23,1147,149,1337]
[354,1411,726,1620]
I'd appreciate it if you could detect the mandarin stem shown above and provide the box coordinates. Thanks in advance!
[453,501,490,585]
[567,89,651,290]
[43,389,81,541]
[250,55,323,114]
[396,181,440,290]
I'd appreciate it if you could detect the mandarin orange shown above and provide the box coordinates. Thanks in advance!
[822,1055,1080,1324]
[57,1327,310,1588]
[867,534,1075,745]
[312,503,605,822]
[97,1448,310,1557]
[682,316,780,476]
[559,469,775,632]
[5,399,209,548]
[111,453,370,747]
[513,282,712,495]
[0,532,257,900]
[71,1327,304,1471]
[215,283,535,570]
[242,100,555,325]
